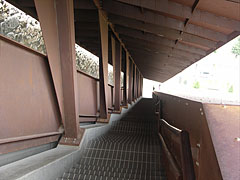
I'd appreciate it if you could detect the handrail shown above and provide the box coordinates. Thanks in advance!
[0,132,62,145]
[160,119,182,136]
[159,119,195,180]
[79,114,100,118]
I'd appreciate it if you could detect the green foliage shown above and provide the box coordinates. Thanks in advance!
[228,85,233,93]
[232,38,240,58]
[193,81,200,89]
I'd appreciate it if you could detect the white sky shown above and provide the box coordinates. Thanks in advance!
[143,36,240,104]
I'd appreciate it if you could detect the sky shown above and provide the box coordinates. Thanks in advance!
[143,36,240,105]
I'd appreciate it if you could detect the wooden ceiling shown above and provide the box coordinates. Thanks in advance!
[7,0,240,82]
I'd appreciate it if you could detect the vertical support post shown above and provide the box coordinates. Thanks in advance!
[123,52,129,106]
[98,11,109,121]
[134,64,137,101]
[138,70,141,97]
[140,75,143,97]
[35,0,83,145]
[113,38,122,112]
[128,59,133,104]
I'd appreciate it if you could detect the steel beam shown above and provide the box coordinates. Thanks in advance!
[123,51,129,106]
[98,11,109,120]
[121,36,201,60]
[116,0,240,32]
[134,64,137,100]
[113,20,216,50]
[111,36,122,112]
[103,1,227,42]
[128,59,133,104]
[34,0,82,143]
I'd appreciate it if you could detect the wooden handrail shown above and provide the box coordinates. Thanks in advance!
[159,119,195,180]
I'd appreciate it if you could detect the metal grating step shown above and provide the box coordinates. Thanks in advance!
[57,99,166,180]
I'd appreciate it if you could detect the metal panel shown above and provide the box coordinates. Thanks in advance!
[156,92,223,179]
[77,71,98,122]
[0,37,61,154]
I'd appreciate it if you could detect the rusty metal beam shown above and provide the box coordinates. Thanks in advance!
[121,36,201,60]
[103,1,228,42]
[128,59,133,104]
[93,0,141,76]
[113,38,122,112]
[122,50,129,106]
[110,20,207,55]
[110,15,218,49]
[98,10,109,120]
[34,0,82,143]
[134,64,137,100]
[115,0,240,32]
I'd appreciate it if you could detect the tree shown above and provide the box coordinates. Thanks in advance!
[193,81,200,89]
[232,37,240,58]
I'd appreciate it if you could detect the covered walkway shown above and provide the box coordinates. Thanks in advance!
[0,0,240,180]
[57,98,166,180]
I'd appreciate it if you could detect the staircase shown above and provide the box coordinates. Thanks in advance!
[57,99,166,180]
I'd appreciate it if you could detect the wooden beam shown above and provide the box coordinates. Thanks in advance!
[103,1,227,42]
[116,0,240,32]
[34,0,82,144]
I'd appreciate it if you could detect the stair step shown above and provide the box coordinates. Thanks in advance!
[70,165,165,174]
[58,172,166,180]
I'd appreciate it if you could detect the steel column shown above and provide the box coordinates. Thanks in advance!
[132,63,135,102]
[34,0,82,144]
[134,64,137,100]
[123,51,129,106]
[128,59,133,104]
[113,37,122,112]
[98,11,109,120]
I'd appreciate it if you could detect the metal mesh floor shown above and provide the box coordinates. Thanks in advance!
[57,99,166,180]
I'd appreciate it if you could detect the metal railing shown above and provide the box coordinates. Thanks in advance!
[153,92,195,180]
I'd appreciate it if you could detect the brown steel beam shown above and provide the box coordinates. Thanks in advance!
[123,51,129,106]
[113,37,122,112]
[128,59,133,104]
[74,0,96,10]
[93,0,141,76]
[103,1,227,42]
[119,31,206,57]
[134,64,137,100]
[34,0,83,144]
[98,11,109,121]
[110,15,217,49]
[110,20,207,55]
[121,36,201,60]
[115,0,240,32]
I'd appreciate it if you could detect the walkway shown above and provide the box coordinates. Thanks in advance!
[57,98,166,180]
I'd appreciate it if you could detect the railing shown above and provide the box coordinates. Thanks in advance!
[159,119,195,180]
[153,92,195,180]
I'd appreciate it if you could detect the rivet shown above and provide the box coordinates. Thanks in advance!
[185,103,188,106]
[196,162,199,166]
[200,108,202,111]
[234,137,240,142]
[197,143,200,148]
[201,112,204,115]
